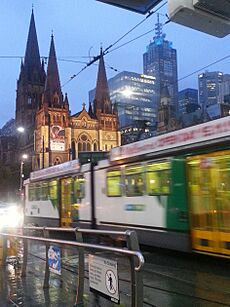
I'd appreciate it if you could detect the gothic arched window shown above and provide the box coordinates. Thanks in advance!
[53,157,62,165]
[72,141,76,160]
[77,134,92,152]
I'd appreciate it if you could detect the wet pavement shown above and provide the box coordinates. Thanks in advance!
[1,241,230,306]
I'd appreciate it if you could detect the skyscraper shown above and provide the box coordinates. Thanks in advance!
[89,71,157,143]
[143,14,178,114]
[198,71,224,120]
[198,71,230,120]
[198,71,223,107]
[178,88,199,114]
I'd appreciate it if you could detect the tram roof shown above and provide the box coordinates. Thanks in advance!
[30,160,81,182]
[110,116,230,162]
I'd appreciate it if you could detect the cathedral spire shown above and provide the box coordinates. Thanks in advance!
[94,48,111,114]
[24,9,41,77]
[43,34,63,107]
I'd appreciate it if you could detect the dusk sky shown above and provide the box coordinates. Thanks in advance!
[0,0,230,128]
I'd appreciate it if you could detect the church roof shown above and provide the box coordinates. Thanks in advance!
[94,48,111,113]
[24,10,43,79]
[43,34,63,106]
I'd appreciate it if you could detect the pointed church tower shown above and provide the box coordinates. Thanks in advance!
[157,85,179,134]
[33,34,71,170]
[92,48,120,151]
[16,9,46,131]
[42,34,63,107]
[93,48,112,116]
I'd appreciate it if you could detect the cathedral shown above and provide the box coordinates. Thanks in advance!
[16,10,121,170]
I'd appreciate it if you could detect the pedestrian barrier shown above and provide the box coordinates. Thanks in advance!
[0,227,144,307]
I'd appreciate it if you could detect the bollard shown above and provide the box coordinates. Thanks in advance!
[7,228,18,258]
[21,228,28,277]
[43,228,50,289]
[126,230,143,307]
[0,235,3,266]
[74,228,84,307]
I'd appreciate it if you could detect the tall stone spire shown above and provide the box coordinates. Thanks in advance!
[93,48,112,114]
[23,9,43,81]
[43,34,63,107]
[16,9,45,127]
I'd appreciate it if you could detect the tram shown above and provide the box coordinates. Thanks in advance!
[24,116,230,257]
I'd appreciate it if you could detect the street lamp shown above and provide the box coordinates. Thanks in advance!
[17,126,25,133]
[19,154,28,191]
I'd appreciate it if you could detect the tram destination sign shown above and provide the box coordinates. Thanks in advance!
[30,159,80,181]
[110,116,230,161]
[89,254,120,304]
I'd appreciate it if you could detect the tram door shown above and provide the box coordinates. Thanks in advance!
[187,151,230,256]
[60,177,74,227]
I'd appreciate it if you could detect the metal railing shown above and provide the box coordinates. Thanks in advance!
[0,227,144,307]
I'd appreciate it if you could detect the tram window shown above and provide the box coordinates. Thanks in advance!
[35,184,42,200]
[41,182,48,200]
[218,155,230,191]
[107,170,122,197]
[74,175,85,199]
[48,180,58,207]
[146,162,170,195]
[29,184,36,201]
[125,165,144,197]
[61,178,74,220]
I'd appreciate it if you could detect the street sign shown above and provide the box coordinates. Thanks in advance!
[48,245,61,275]
[89,254,120,304]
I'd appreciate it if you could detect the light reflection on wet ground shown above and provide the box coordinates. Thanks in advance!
[1,241,230,306]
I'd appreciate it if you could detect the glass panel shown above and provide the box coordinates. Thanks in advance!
[41,182,48,200]
[35,184,42,201]
[216,155,230,232]
[146,171,159,194]
[61,178,74,221]
[161,169,170,194]
[125,165,144,196]
[107,170,122,197]
[188,160,208,229]
[146,161,170,195]
[29,184,36,201]
[74,175,85,200]
[48,180,58,208]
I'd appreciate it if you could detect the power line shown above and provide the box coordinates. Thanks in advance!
[178,54,230,82]
[61,2,167,88]
[103,1,167,55]
[108,28,155,54]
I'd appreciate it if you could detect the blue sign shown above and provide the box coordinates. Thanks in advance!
[48,245,61,275]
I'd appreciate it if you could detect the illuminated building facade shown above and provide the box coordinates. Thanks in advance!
[143,15,178,115]
[89,71,157,144]
[12,10,120,170]
[178,88,199,114]
[198,71,230,120]
[198,71,223,108]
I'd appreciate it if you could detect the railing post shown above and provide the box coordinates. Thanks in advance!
[21,227,28,277]
[43,227,50,289]
[74,228,84,307]
[126,230,143,307]
[2,228,7,266]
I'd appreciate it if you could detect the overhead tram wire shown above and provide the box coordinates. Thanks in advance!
[61,1,167,88]
[103,1,167,55]
[107,28,155,54]
[178,54,230,82]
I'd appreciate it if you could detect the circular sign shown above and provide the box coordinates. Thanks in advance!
[105,269,117,294]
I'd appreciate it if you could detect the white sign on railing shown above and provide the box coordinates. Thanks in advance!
[89,254,120,304]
